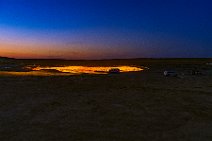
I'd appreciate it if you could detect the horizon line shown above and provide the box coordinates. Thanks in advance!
[1,56,212,61]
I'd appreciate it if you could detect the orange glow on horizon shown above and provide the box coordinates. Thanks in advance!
[0,42,131,59]
[0,42,89,59]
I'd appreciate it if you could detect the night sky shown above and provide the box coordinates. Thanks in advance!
[0,0,211,59]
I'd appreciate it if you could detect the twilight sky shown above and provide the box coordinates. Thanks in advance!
[0,0,211,59]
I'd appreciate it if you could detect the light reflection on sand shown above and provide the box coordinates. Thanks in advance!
[33,66,143,74]
[0,71,71,76]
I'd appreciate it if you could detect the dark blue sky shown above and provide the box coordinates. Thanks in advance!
[0,0,211,59]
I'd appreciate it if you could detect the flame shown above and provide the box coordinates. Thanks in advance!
[32,66,143,74]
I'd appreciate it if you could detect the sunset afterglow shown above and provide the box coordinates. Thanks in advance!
[1,0,211,59]
[0,1,212,140]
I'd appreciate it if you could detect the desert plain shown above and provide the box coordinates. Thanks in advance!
[0,58,212,141]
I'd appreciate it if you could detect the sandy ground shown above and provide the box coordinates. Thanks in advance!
[0,59,212,141]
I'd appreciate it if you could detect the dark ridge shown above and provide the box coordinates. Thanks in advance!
[0,57,15,60]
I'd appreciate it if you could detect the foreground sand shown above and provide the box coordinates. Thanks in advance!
[0,59,212,141]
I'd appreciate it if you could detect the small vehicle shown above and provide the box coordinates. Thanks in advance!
[206,63,212,65]
[191,70,202,75]
[164,71,178,77]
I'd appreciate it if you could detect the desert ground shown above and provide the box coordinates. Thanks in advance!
[0,59,212,141]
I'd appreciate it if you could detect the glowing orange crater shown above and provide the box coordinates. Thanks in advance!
[32,66,143,74]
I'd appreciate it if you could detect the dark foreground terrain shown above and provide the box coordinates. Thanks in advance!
[0,59,212,141]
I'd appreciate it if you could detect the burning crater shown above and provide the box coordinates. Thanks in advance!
[32,66,144,74]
